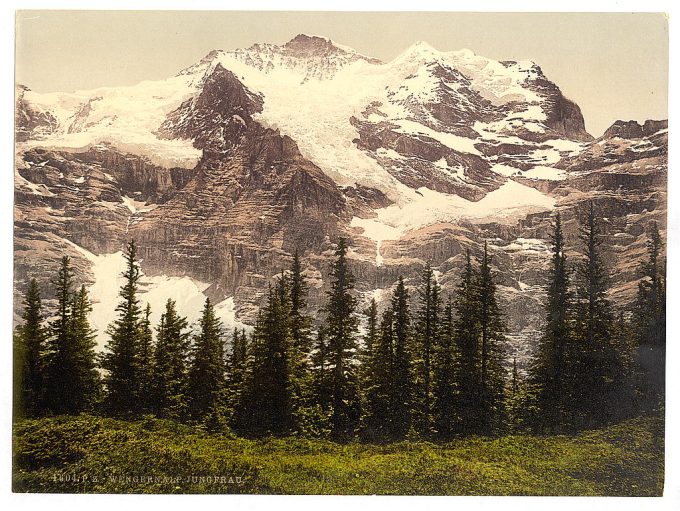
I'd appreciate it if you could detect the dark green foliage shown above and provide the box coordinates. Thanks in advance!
[14,279,47,417]
[413,263,441,434]
[432,297,457,439]
[530,212,571,432]
[43,258,99,414]
[100,241,144,415]
[323,239,361,440]
[569,202,624,429]
[152,299,190,420]
[633,221,666,414]
[391,276,413,438]
[228,329,250,430]
[475,242,507,434]
[188,298,227,430]
[362,277,414,440]
[242,278,294,436]
[136,303,155,413]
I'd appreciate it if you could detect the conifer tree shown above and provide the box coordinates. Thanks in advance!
[323,238,361,439]
[453,249,482,434]
[570,202,623,428]
[362,307,395,440]
[101,240,144,415]
[229,329,250,431]
[475,242,507,434]
[531,211,571,432]
[246,279,294,436]
[188,297,226,430]
[68,286,102,410]
[14,278,47,417]
[152,299,190,420]
[311,328,332,415]
[391,276,413,438]
[413,263,441,434]
[137,303,155,413]
[633,221,666,414]
[432,296,457,439]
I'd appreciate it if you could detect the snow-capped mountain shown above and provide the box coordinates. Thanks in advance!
[15,35,667,365]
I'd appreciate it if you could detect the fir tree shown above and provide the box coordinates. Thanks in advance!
[453,249,482,435]
[101,240,144,415]
[228,329,250,430]
[137,303,155,413]
[432,296,457,439]
[14,278,47,417]
[188,297,226,430]
[391,276,413,438]
[323,238,361,440]
[413,263,441,434]
[311,328,332,415]
[68,286,102,411]
[362,306,395,440]
[633,221,666,414]
[531,211,571,432]
[152,299,190,420]
[570,202,623,428]
[246,279,294,436]
[475,242,507,434]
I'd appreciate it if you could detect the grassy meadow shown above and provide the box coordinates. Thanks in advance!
[12,414,663,495]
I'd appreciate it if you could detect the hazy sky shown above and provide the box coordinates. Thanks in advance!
[15,11,668,136]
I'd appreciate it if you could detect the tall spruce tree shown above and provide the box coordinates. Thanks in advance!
[68,286,102,410]
[13,280,42,415]
[633,221,666,414]
[14,278,47,417]
[228,329,250,431]
[432,296,457,439]
[453,249,482,435]
[323,238,361,440]
[531,211,571,432]
[475,242,507,434]
[571,202,623,428]
[137,303,155,413]
[362,307,395,440]
[152,299,190,420]
[414,263,441,434]
[101,240,144,415]
[391,276,413,438]
[188,297,226,430]
[246,279,294,436]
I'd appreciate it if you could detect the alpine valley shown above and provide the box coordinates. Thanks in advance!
[14,34,667,368]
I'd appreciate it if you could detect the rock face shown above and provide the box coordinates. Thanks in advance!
[14,35,667,371]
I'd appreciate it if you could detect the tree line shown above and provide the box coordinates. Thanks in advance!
[13,203,665,441]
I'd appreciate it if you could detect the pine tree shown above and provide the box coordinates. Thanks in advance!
[432,296,457,439]
[633,221,666,414]
[311,328,332,417]
[188,297,226,430]
[362,307,395,440]
[453,249,481,435]
[246,279,294,436]
[137,303,155,413]
[531,211,571,432]
[475,242,507,434]
[413,263,441,434]
[14,278,47,417]
[228,329,250,431]
[323,238,361,440]
[101,240,144,415]
[68,286,102,410]
[570,202,623,428]
[152,299,190,420]
[43,260,100,415]
[391,276,413,438]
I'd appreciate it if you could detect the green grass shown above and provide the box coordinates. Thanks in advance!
[12,414,664,495]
